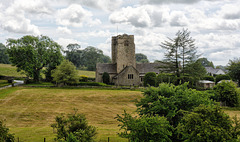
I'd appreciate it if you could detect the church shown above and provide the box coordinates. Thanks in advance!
[95,34,162,86]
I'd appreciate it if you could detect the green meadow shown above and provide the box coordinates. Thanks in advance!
[0,87,142,142]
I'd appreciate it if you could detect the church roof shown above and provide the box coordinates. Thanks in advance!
[136,63,162,74]
[96,63,162,74]
[96,63,117,74]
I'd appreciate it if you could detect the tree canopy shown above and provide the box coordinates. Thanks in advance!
[159,29,199,79]
[51,59,79,85]
[197,57,214,68]
[0,43,10,64]
[135,53,149,63]
[227,58,240,86]
[7,35,63,82]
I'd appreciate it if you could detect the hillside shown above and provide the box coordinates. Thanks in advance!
[0,64,95,78]
[0,87,142,141]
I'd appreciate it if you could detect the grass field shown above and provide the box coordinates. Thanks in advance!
[0,64,95,78]
[0,87,142,142]
[0,80,11,87]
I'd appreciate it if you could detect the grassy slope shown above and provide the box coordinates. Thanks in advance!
[0,87,142,142]
[0,64,95,78]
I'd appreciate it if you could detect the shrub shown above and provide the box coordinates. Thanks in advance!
[116,111,172,142]
[79,75,88,82]
[215,74,231,84]
[177,104,240,141]
[214,80,239,107]
[69,82,107,86]
[143,72,156,87]
[156,73,177,85]
[102,72,110,84]
[0,120,14,142]
[51,111,97,142]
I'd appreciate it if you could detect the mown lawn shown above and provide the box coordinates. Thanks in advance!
[0,87,142,142]
[0,63,95,78]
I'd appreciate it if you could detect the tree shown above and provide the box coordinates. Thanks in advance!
[214,80,239,107]
[52,60,79,85]
[215,74,231,84]
[51,111,97,142]
[177,104,240,142]
[143,72,156,87]
[65,43,83,68]
[159,29,199,79]
[116,111,172,142]
[7,35,63,82]
[0,43,10,64]
[82,46,111,71]
[102,72,110,84]
[135,53,149,63]
[197,57,214,68]
[0,120,14,142]
[227,58,240,86]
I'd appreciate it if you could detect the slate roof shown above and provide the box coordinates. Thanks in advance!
[136,63,162,74]
[96,63,117,74]
[96,63,162,74]
[205,67,225,75]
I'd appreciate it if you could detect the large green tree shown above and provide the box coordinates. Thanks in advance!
[197,57,214,68]
[0,43,10,64]
[159,29,199,78]
[7,35,63,82]
[227,58,240,86]
[65,43,83,68]
[82,46,111,71]
[135,53,149,63]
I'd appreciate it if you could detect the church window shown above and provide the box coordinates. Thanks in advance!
[128,74,133,79]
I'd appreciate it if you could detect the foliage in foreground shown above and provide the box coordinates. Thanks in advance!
[116,111,172,142]
[51,111,97,142]
[214,80,240,107]
[177,104,240,142]
[117,83,240,141]
[0,120,14,142]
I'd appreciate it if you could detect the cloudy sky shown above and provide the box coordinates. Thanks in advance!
[0,0,240,66]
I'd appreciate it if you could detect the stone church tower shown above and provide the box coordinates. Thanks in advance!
[111,34,136,73]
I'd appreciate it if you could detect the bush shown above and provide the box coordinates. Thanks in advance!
[102,72,110,84]
[0,120,14,142]
[69,82,107,86]
[156,73,177,85]
[116,111,172,142]
[51,111,97,142]
[79,75,88,82]
[214,80,239,107]
[215,74,231,84]
[143,72,156,87]
[203,76,215,82]
[177,104,240,141]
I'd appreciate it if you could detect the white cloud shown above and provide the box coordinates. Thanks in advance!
[63,0,123,11]
[56,27,72,34]
[56,38,88,50]
[56,4,101,27]
[140,0,218,5]
[218,4,240,19]
[109,5,169,28]
[170,11,189,27]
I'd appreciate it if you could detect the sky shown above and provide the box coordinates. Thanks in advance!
[0,0,240,66]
